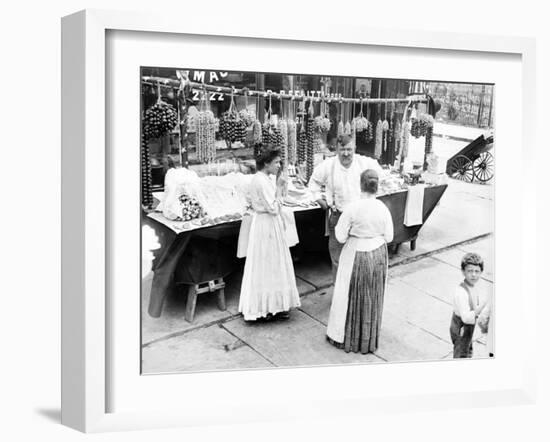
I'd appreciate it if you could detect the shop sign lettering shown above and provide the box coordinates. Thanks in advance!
[280,90,343,100]
[182,70,229,84]
[191,89,225,101]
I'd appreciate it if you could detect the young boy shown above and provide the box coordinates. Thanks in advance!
[450,253,487,358]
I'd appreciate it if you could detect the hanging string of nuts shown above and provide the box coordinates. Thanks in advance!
[393,118,402,157]
[314,100,331,132]
[252,93,263,145]
[354,99,369,132]
[337,101,344,137]
[425,125,433,154]
[287,109,297,166]
[141,124,154,209]
[143,82,179,139]
[410,113,434,138]
[374,117,384,160]
[194,89,217,163]
[278,116,289,168]
[219,88,247,144]
[306,104,315,181]
[388,102,395,145]
[238,88,256,127]
[297,122,307,165]
[401,120,411,160]
[382,128,389,156]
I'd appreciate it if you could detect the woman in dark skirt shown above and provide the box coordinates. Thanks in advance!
[326,169,394,354]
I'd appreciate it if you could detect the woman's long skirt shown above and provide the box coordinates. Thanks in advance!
[238,212,301,320]
[329,244,388,354]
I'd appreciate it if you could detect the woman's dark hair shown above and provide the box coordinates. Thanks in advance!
[360,169,379,194]
[461,252,484,272]
[255,144,281,170]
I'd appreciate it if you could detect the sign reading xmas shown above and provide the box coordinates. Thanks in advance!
[184,70,229,83]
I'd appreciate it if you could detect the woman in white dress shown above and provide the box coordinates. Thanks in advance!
[326,169,394,353]
[238,146,301,322]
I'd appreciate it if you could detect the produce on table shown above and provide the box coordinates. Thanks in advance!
[178,193,206,221]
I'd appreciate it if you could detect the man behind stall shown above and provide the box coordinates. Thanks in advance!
[308,134,383,282]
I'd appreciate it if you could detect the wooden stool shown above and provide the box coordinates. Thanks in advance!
[185,278,226,323]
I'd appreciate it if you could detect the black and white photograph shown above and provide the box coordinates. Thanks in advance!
[140,66,495,374]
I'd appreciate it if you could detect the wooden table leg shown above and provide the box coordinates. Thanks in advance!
[216,288,226,311]
[185,285,197,323]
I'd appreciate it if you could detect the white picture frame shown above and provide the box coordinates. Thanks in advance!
[61,9,537,433]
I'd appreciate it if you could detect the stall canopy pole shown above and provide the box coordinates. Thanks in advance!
[142,76,427,105]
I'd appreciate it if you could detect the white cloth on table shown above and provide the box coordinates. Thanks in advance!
[403,184,425,226]
[326,195,394,343]
[238,172,301,320]
[159,167,201,220]
[308,154,384,212]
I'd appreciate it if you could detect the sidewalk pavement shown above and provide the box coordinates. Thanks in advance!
[141,173,494,373]
[433,121,491,142]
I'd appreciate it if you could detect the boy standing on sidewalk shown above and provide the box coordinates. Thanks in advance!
[450,253,487,358]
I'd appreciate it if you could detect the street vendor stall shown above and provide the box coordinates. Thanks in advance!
[140,70,446,320]
[145,181,447,318]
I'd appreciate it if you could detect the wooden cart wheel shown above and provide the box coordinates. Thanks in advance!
[449,155,474,182]
[473,151,494,182]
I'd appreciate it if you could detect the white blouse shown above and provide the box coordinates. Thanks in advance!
[335,195,394,251]
[248,172,280,215]
[452,283,482,325]
[308,154,383,211]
